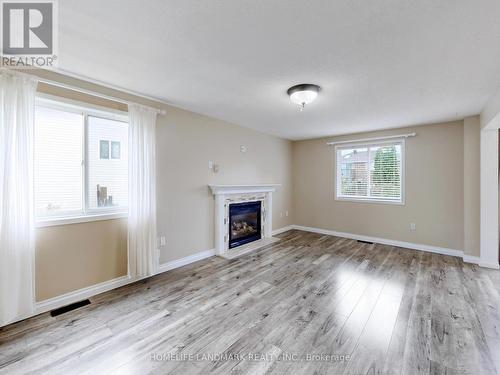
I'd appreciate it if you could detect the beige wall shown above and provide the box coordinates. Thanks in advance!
[31,69,293,300]
[156,106,293,263]
[292,121,467,252]
[36,219,128,301]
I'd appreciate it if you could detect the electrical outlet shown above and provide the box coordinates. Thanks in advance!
[160,236,166,246]
[410,223,416,231]
[240,145,247,153]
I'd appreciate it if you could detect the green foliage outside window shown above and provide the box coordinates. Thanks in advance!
[371,146,400,197]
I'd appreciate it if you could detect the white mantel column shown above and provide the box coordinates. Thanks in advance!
[264,192,272,238]
[214,194,226,256]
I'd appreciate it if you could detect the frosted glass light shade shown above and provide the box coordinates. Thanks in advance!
[289,90,318,105]
[287,84,321,109]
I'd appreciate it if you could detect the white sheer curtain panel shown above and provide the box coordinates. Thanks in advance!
[0,72,38,326]
[128,103,158,277]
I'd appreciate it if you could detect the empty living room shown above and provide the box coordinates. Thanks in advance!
[2,1,500,374]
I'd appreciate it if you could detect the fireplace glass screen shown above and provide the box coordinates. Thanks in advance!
[229,201,261,249]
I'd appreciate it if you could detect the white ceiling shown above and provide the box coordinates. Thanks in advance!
[58,0,500,140]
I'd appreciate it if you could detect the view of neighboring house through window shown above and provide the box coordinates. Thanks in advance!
[335,141,403,203]
[88,116,128,209]
[34,98,128,219]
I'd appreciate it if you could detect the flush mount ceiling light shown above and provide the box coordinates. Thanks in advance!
[287,83,321,111]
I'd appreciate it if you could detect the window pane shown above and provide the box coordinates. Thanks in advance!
[99,140,110,159]
[88,116,128,209]
[369,144,401,199]
[111,141,121,159]
[34,106,84,217]
[337,147,368,197]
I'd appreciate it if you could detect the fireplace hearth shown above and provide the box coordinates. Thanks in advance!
[229,201,261,248]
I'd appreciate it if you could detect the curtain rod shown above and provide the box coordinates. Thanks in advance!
[37,77,167,115]
[327,132,416,146]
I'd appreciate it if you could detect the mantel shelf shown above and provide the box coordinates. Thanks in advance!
[209,184,281,195]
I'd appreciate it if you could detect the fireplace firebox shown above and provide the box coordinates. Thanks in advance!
[229,201,262,249]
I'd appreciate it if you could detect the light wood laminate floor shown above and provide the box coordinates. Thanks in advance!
[1,230,500,374]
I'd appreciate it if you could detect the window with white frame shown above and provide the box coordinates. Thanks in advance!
[335,140,404,203]
[34,98,128,219]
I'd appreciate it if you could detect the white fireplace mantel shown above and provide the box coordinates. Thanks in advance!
[209,184,281,257]
[209,184,280,195]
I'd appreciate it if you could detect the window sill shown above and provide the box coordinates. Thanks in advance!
[36,212,128,228]
[335,197,405,205]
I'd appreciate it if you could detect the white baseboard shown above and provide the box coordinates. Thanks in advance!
[479,260,500,269]
[3,247,217,328]
[463,255,481,265]
[272,225,294,236]
[292,225,463,257]
[292,225,498,268]
[35,275,132,315]
[157,248,215,273]
[292,225,464,258]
